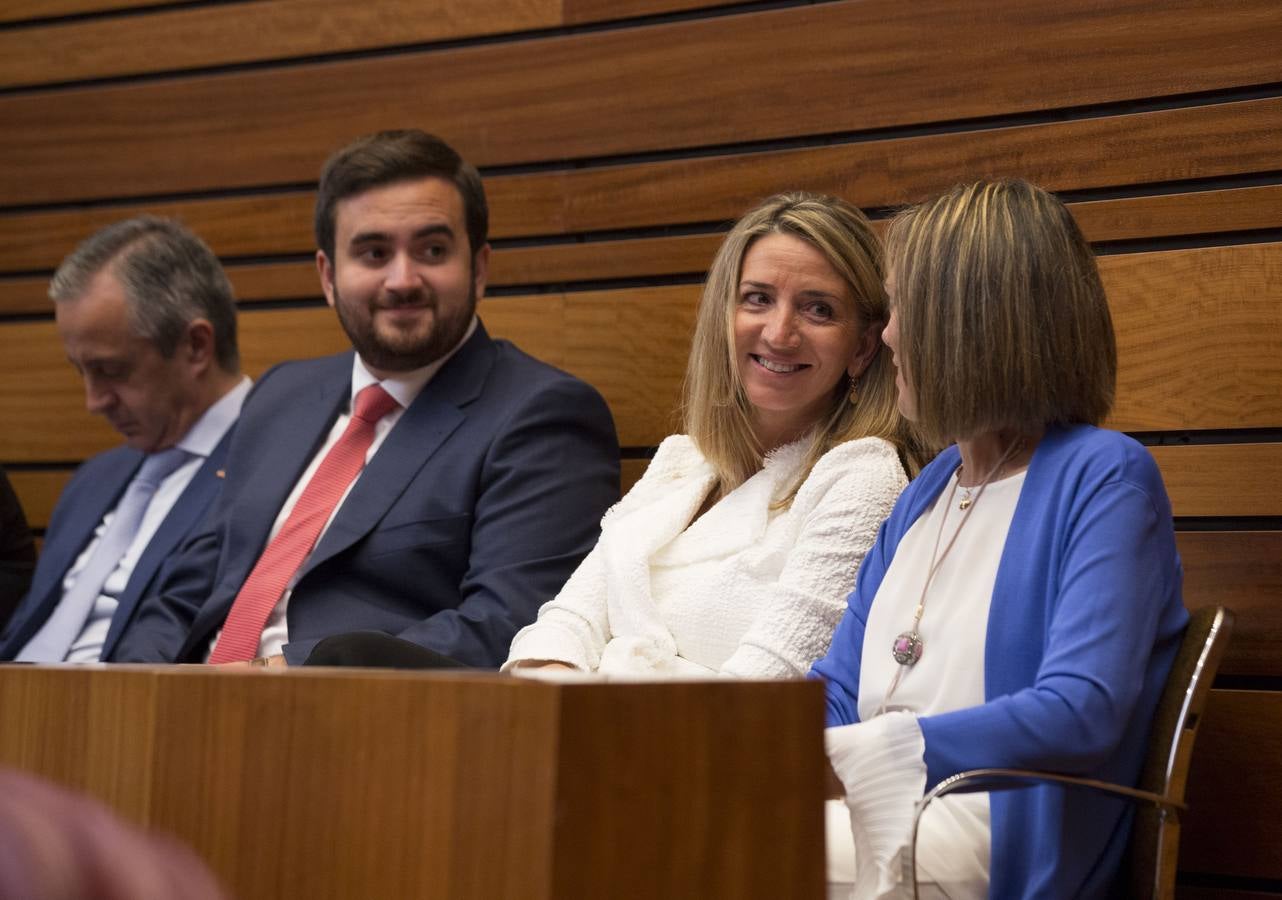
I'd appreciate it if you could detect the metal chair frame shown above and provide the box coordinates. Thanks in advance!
[904,605,1234,900]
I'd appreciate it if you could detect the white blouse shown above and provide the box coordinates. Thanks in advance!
[503,434,908,679]
[829,468,1026,900]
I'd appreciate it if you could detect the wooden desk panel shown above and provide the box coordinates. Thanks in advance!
[0,667,825,900]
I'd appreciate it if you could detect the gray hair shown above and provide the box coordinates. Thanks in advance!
[49,216,239,371]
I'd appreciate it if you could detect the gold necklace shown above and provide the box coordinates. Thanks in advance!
[957,439,1023,509]
[877,439,1023,714]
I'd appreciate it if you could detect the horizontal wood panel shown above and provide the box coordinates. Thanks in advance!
[1106,242,1282,433]
[1151,444,1282,518]
[0,0,167,25]
[484,287,693,447]
[542,98,1282,237]
[5,183,1282,312]
[5,468,72,529]
[3,2,1281,205]
[0,0,562,88]
[0,191,317,275]
[1074,184,1282,244]
[3,192,1280,319]
[0,0,558,87]
[1181,689,1282,880]
[490,243,1282,441]
[0,0,754,87]
[218,234,717,301]
[0,309,350,461]
[6,182,1282,311]
[1180,531,1282,678]
[2,242,1280,457]
[0,235,723,313]
[561,0,747,23]
[3,98,1280,275]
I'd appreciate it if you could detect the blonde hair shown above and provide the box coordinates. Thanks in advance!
[884,179,1116,448]
[682,192,921,502]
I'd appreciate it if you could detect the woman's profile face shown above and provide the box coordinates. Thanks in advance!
[881,273,917,421]
[732,232,876,449]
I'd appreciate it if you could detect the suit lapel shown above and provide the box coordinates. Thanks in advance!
[650,467,777,565]
[40,454,142,597]
[101,434,233,657]
[595,463,716,655]
[0,451,140,656]
[226,358,351,568]
[298,327,495,579]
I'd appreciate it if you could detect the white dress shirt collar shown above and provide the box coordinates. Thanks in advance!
[350,316,478,410]
[174,376,252,459]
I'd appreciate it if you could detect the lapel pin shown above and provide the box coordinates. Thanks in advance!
[216,469,226,479]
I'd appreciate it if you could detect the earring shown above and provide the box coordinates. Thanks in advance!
[847,374,859,405]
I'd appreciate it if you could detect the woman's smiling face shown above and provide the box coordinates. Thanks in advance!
[733,232,874,450]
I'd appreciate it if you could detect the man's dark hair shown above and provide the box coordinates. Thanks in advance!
[314,130,489,262]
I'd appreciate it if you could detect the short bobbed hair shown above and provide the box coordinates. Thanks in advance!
[683,192,921,499]
[314,129,488,262]
[884,179,1116,448]
[49,216,239,372]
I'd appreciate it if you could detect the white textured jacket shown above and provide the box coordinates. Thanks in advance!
[504,434,907,678]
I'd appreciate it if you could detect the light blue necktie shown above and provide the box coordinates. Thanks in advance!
[17,447,190,662]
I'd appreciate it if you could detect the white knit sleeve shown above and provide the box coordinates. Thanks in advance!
[720,438,907,678]
[502,437,698,672]
[501,537,611,671]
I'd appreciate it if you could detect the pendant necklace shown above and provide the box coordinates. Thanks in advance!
[879,438,1023,713]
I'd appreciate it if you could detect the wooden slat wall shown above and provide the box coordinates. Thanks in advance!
[1,1,1279,894]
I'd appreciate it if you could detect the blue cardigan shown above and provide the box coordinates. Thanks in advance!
[812,425,1187,899]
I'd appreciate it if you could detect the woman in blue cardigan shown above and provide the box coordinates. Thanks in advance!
[813,180,1187,900]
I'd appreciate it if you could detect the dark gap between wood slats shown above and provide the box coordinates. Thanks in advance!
[0,0,217,30]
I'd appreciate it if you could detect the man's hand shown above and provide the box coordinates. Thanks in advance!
[511,660,576,671]
[214,654,286,670]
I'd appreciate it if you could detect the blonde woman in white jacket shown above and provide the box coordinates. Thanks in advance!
[505,193,923,679]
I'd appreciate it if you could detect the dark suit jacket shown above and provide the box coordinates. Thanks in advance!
[116,323,620,667]
[0,468,35,630]
[0,437,233,662]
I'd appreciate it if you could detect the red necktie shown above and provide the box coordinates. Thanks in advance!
[209,383,400,663]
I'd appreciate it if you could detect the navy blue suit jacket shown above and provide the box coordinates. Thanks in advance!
[0,436,233,662]
[115,323,620,666]
[0,467,36,630]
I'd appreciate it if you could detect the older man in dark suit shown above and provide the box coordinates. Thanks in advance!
[0,219,247,663]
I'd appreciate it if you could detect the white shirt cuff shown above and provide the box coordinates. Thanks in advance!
[825,711,927,899]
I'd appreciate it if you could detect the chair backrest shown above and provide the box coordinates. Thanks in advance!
[1123,605,1234,900]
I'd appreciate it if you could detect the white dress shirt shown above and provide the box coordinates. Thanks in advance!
[827,468,1027,900]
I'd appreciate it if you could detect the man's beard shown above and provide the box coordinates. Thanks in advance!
[333,282,477,373]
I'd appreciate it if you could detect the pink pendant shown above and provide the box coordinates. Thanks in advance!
[892,631,924,666]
